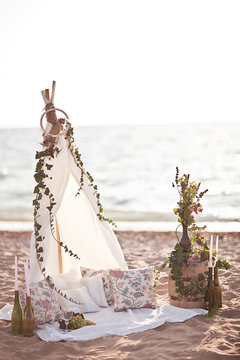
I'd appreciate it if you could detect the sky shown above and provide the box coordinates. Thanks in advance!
[0,0,240,128]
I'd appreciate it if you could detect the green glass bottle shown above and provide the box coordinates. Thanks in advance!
[11,290,23,335]
[207,267,216,311]
[204,286,209,310]
[214,267,222,308]
[23,296,35,337]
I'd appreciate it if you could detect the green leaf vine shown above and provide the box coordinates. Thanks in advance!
[33,118,116,304]
[168,244,207,298]
[154,239,230,314]
[61,118,116,226]
[154,244,207,299]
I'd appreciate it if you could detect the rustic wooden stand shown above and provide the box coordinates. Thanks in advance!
[168,262,208,309]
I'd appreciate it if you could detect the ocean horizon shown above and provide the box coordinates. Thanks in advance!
[0,122,239,231]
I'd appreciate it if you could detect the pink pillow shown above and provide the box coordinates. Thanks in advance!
[19,280,62,325]
[110,267,157,312]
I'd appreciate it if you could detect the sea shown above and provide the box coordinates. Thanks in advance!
[0,122,239,232]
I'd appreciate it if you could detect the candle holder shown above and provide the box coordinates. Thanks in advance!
[204,267,216,311]
[23,296,35,337]
[214,267,222,308]
[11,290,23,335]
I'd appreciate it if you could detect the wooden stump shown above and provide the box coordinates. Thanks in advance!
[168,262,208,309]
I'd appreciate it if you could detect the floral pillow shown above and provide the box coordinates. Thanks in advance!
[80,267,115,306]
[110,267,157,312]
[19,280,62,325]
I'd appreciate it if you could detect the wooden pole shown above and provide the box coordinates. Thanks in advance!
[50,81,56,103]
[41,82,63,274]
[55,217,63,274]
[42,81,61,135]
[44,89,50,103]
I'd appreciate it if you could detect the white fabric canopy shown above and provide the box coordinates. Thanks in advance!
[29,135,127,285]
[21,124,208,343]
[0,123,209,342]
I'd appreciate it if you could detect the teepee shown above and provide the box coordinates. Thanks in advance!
[29,82,127,291]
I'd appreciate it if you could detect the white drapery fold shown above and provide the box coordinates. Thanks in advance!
[29,135,127,284]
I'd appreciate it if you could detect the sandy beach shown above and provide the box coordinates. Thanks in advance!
[0,230,239,360]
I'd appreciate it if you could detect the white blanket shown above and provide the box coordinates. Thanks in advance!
[0,300,207,342]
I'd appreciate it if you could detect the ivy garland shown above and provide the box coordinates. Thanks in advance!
[62,118,116,226]
[154,239,230,308]
[33,118,115,304]
[168,244,207,298]
[154,244,207,299]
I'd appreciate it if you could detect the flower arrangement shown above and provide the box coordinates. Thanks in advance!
[172,167,208,251]
[173,167,208,229]
[154,168,230,313]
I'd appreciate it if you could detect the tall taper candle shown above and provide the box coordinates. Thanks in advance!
[209,235,213,268]
[24,260,30,297]
[15,256,18,291]
[215,235,219,264]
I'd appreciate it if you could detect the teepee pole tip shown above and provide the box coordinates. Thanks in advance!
[51,81,56,104]
[44,89,50,101]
